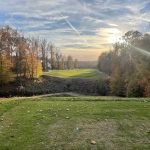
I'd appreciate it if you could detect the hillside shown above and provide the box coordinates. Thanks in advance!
[0,97,150,150]
[0,69,109,97]
[43,69,107,80]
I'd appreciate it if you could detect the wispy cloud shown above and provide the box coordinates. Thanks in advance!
[0,0,149,60]
[60,14,89,46]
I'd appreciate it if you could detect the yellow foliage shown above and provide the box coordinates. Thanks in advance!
[0,54,12,84]
[24,53,42,78]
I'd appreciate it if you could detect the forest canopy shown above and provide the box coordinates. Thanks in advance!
[0,25,78,85]
[98,31,150,97]
[0,25,150,97]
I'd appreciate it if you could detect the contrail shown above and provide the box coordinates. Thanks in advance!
[60,14,89,46]
[62,16,81,36]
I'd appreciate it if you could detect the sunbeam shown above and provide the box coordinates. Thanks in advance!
[128,43,150,57]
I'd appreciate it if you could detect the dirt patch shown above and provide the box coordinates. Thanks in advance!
[47,119,150,150]
[47,119,119,149]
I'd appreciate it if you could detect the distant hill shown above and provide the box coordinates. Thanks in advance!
[77,61,97,68]
[43,69,107,80]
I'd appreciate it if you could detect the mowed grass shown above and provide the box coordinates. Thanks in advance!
[43,69,107,79]
[0,97,150,150]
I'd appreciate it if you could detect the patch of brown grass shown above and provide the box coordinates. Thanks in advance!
[47,119,150,150]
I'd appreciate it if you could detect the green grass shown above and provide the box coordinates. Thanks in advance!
[43,69,107,79]
[0,97,150,150]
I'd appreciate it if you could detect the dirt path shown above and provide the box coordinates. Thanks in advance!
[0,92,84,101]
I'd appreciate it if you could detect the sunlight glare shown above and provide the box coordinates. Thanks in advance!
[107,28,122,44]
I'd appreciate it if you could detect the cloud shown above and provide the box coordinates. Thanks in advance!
[108,23,118,27]
[0,0,149,60]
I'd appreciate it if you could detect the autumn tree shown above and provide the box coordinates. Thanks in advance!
[110,66,126,96]
[0,26,14,84]
[41,39,51,71]
[0,25,76,87]
[49,44,57,70]
[67,55,74,69]
[25,38,42,78]
[0,53,12,85]
[98,30,150,97]
[74,59,78,68]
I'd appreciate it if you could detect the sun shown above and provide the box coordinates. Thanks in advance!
[107,28,123,44]
[108,34,122,43]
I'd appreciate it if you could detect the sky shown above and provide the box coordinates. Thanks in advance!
[0,0,150,61]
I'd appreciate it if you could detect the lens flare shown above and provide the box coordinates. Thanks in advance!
[128,43,150,57]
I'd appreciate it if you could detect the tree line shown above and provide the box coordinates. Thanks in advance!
[0,25,78,85]
[98,31,150,97]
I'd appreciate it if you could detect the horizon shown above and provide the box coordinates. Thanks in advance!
[0,0,150,60]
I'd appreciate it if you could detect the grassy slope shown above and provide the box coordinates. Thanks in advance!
[43,69,107,80]
[0,97,150,150]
